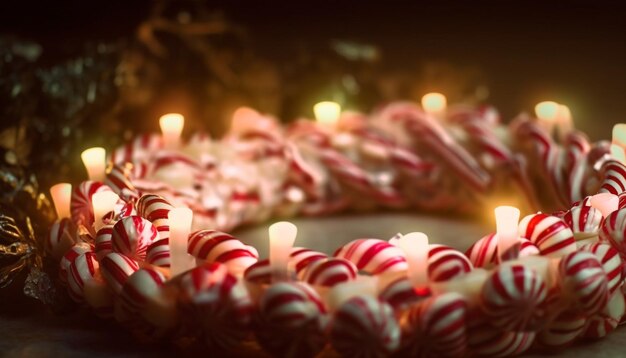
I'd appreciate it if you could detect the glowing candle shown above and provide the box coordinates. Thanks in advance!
[495,205,521,261]
[50,183,72,219]
[397,232,430,287]
[612,124,626,148]
[268,221,298,281]
[159,113,185,149]
[169,207,195,276]
[81,147,106,182]
[590,193,619,218]
[534,101,560,122]
[421,92,447,116]
[313,101,341,126]
[91,191,119,232]
[610,144,626,164]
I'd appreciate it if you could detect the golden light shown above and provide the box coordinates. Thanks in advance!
[534,101,560,122]
[421,92,447,115]
[159,113,185,149]
[50,183,72,219]
[494,205,520,260]
[313,101,341,126]
[91,191,119,231]
[80,147,106,182]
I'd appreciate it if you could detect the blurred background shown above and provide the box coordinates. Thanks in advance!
[0,0,624,186]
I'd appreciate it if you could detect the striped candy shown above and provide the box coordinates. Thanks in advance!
[100,252,140,294]
[256,281,327,358]
[244,259,273,285]
[94,225,113,261]
[536,310,586,350]
[563,205,602,244]
[66,251,99,302]
[146,239,170,267]
[187,230,259,276]
[599,160,626,195]
[302,257,357,287]
[599,208,626,258]
[109,133,162,165]
[466,234,539,268]
[558,251,609,316]
[401,292,468,358]
[582,290,626,339]
[518,213,577,257]
[467,315,535,357]
[105,163,139,202]
[111,216,158,261]
[46,218,77,260]
[333,238,408,275]
[579,243,624,295]
[137,194,173,240]
[480,265,547,331]
[329,295,400,357]
[59,242,93,285]
[428,244,473,282]
[178,263,253,350]
[289,247,327,279]
[379,276,431,311]
[70,181,110,227]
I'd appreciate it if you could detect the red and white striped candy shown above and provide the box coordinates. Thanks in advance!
[563,205,602,244]
[333,238,407,275]
[289,247,327,279]
[46,218,77,260]
[187,230,259,276]
[428,244,473,282]
[70,181,111,227]
[330,295,400,357]
[536,310,586,350]
[256,281,327,357]
[582,290,625,339]
[110,133,162,165]
[401,292,468,358]
[243,259,273,285]
[518,213,577,257]
[66,251,99,302]
[146,239,170,267]
[178,263,253,350]
[467,316,535,357]
[378,276,431,311]
[100,252,140,294]
[480,264,547,331]
[59,242,93,285]
[94,225,113,261]
[105,163,139,202]
[111,216,158,261]
[599,208,626,258]
[599,160,626,195]
[558,251,609,316]
[465,234,539,268]
[302,257,357,287]
[137,194,173,240]
[579,243,624,295]
[117,265,168,318]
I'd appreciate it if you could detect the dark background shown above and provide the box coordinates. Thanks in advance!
[1,0,624,139]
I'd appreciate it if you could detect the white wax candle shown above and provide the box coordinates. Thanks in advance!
[397,232,430,287]
[159,113,185,149]
[91,191,119,232]
[421,92,447,116]
[612,124,626,148]
[50,183,72,219]
[534,101,560,122]
[313,101,341,126]
[268,221,298,281]
[495,205,521,261]
[169,207,195,276]
[81,147,106,182]
[326,275,378,312]
[590,193,619,218]
[610,144,626,164]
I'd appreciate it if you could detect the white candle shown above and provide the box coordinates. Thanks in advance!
[268,221,298,281]
[313,101,341,126]
[495,205,521,261]
[590,193,619,218]
[612,124,626,148]
[159,113,185,149]
[91,191,119,232]
[421,92,447,116]
[169,207,195,276]
[534,101,560,122]
[610,144,626,164]
[50,183,72,219]
[81,147,106,182]
[397,232,430,287]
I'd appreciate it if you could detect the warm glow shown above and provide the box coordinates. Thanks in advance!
[421,92,447,114]
[612,124,626,148]
[313,101,341,126]
[558,104,572,122]
[50,183,72,219]
[397,232,430,287]
[81,147,106,182]
[159,113,185,149]
[534,101,560,122]
[268,221,298,281]
[92,191,119,232]
[169,207,195,276]
[494,205,520,260]
[611,144,626,164]
[590,193,619,218]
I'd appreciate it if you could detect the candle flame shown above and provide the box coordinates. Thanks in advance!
[81,147,106,181]
[534,101,559,122]
[313,101,341,125]
[50,183,72,219]
[421,93,447,114]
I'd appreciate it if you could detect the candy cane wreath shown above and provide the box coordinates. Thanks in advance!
[48,102,626,357]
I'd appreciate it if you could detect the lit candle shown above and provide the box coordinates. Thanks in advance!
[397,232,430,288]
[612,124,626,148]
[268,221,298,281]
[313,101,341,126]
[159,113,185,149]
[610,144,626,164]
[50,183,72,219]
[81,147,106,182]
[169,207,195,276]
[91,191,119,232]
[590,193,619,218]
[495,205,521,261]
[556,104,574,141]
[534,101,560,122]
[421,92,447,116]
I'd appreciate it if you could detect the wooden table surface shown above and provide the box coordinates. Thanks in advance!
[1,213,624,357]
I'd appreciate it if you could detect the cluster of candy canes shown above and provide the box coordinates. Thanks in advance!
[46,101,626,357]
